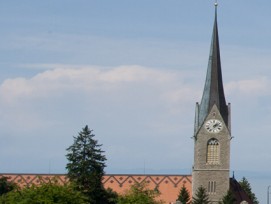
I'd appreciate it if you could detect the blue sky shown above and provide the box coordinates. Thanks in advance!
[1,1,271,203]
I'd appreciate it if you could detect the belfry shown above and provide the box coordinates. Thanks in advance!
[192,4,231,203]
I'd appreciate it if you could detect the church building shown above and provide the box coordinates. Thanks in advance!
[0,4,253,204]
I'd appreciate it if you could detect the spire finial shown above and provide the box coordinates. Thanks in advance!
[214,0,218,19]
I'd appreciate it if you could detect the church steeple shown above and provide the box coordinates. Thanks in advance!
[197,5,228,129]
[192,5,231,203]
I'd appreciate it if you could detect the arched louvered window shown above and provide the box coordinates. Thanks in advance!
[207,138,220,164]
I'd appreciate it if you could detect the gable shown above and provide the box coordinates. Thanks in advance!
[195,104,230,140]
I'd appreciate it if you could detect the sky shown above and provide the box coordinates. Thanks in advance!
[0,0,271,202]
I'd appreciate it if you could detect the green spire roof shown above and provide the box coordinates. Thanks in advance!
[198,6,228,127]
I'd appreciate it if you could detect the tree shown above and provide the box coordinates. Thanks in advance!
[118,182,164,204]
[192,186,210,204]
[177,185,190,204]
[219,190,236,204]
[105,188,118,204]
[0,182,87,204]
[0,177,16,196]
[239,177,259,204]
[66,125,108,203]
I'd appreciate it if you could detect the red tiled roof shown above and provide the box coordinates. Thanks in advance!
[0,173,192,203]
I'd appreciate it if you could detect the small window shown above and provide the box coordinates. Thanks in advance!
[208,181,216,194]
[207,138,220,164]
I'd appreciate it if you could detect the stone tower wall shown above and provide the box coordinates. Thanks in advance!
[192,106,230,203]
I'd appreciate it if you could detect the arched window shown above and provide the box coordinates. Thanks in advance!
[207,138,220,164]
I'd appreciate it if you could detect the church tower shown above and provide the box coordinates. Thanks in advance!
[192,4,231,203]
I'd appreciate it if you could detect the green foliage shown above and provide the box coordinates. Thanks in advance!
[118,182,164,204]
[192,186,210,204]
[239,177,259,204]
[0,177,16,196]
[105,188,118,204]
[66,125,109,203]
[219,190,236,204]
[177,185,190,204]
[0,182,87,204]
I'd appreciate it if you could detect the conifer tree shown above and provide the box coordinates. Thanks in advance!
[66,125,107,203]
[192,186,210,204]
[177,185,190,204]
[219,190,236,204]
[239,177,259,204]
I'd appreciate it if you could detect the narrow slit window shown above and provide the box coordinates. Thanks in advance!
[208,181,216,194]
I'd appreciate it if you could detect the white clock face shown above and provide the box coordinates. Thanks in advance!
[205,119,223,133]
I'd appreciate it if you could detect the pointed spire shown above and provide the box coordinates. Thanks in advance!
[198,5,228,127]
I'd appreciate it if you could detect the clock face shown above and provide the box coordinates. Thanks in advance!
[205,119,223,133]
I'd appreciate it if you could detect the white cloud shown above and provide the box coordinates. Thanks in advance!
[1,65,268,136]
[0,65,199,134]
[226,76,270,96]
[0,65,194,103]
